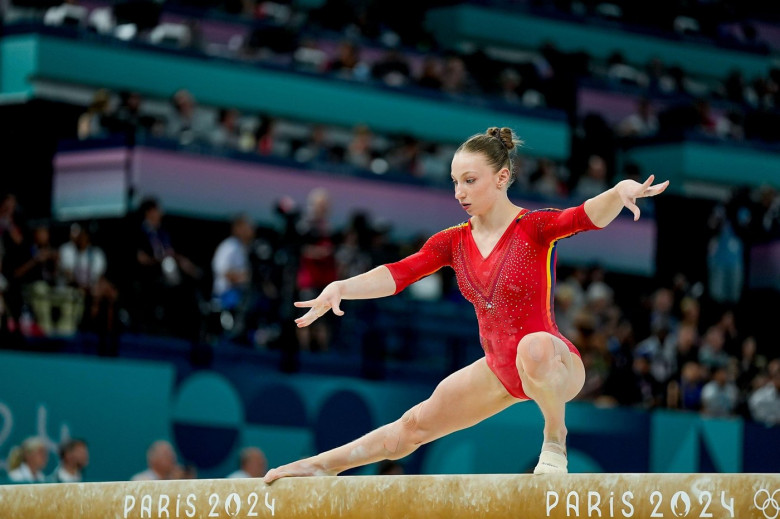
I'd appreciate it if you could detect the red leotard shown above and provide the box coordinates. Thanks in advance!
[385,203,600,399]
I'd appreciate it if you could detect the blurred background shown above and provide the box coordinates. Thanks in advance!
[0,0,779,483]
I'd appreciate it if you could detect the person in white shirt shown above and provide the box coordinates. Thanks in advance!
[617,98,659,139]
[701,368,738,417]
[131,440,177,481]
[226,447,267,479]
[212,215,255,338]
[59,224,118,347]
[749,364,780,426]
[50,439,89,483]
[7,437,49,483]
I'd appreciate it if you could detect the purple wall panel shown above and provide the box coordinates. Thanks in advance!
[132,148,655,274]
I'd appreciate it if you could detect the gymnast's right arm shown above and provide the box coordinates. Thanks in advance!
[294,230,452,328]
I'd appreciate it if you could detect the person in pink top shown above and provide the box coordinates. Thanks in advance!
[264,127,668,481]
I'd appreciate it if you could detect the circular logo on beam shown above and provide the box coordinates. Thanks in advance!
[754,489,780,519]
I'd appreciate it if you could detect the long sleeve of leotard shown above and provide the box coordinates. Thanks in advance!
[384,227,455,295]
[521,203,600,245]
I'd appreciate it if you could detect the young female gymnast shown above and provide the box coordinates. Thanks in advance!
[264,127,668,481]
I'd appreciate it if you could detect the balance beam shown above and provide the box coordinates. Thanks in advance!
[1,474,779,518]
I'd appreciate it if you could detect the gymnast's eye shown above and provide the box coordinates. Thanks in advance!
[466,178,475,184]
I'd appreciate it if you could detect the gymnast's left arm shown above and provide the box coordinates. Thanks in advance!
[584,174,669,228]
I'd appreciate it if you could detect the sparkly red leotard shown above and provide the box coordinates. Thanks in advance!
[385,203,600,399]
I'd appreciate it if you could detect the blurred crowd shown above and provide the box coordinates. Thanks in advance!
[0,435,403,483]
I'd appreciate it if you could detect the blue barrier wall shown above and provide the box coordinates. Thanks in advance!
[1,351,776,482]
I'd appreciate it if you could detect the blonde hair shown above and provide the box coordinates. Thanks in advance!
[7,437,46,470]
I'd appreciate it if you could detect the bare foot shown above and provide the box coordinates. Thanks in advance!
[263,459,335,484]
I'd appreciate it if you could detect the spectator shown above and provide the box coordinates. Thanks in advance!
[617,99,659,139]
[371,48,411,87]
[59,224,118,347]
[346,125,373,169]
[106,91,158,141]
[166,89,209,145]
[670,323,700,379]
[574,155,609,199]
[736,336,765,392]
[626,354,663,409]
[132,440,177,481]
[212,214,255,339]
[635,318,674,385]
[7,437,49,483]
[50,439,89,483]
[226,447,267,478]
[440,56,475,95]
[295,188,337,352]
[387,135,422,176]
[416,57,443,91]
[77,89,111,140]
[13,223,81,336]
[294,125,331,164]
[698,326,731,371]
[328,41,368,80]
[701,367,738,417]
[529,158,565,198]
[676,361,705,411]
[748,361,780,426]
[255,116,278,156]
[209,108,241,150]
[133,198,201,335]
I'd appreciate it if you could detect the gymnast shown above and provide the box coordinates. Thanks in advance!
[264,127,668,482]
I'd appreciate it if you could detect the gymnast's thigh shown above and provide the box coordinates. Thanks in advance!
[411,358,521,440]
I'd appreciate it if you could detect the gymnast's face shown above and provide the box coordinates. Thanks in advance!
[451,151,509,216]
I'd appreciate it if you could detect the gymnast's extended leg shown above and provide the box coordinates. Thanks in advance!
[264,357,520,483]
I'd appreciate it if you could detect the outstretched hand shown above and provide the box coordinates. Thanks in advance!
[616,175,669,221]
[294,283,344,327]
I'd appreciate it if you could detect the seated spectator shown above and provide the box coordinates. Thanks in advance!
[387,135,422,176]
[736,336,765,392]
[701,367,738,417]
[698,326,731,371]
[132,440,177,481]
[166,89,209,145]
[59,224,118,347]
[294,125,332,164]
[7,437,48,483]
[346,125,374,169]
[255,116,278,156]
[574,155,609,200]
[208,108,241,150]
[678,361,705,411]
[748,360,780,426]
[626,354,663,409]
[226,447,267,478]
[371,48,411,87]
[617,99,659,139]
[416,57,443,91]
[212,214,255,339]
[77,89,111,140]
[105,91,159,142]
[13,223,82,336]
[328,41,368,81]
[529,158,565,198]
[440,56,476,95]
[49,439,89,483]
